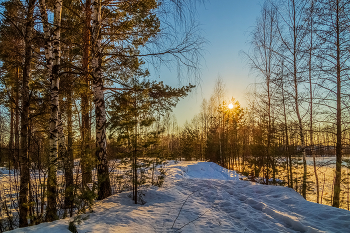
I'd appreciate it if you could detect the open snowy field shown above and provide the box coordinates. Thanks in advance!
[9,161,350,233]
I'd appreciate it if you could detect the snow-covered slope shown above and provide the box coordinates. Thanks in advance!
[10,161,350,233]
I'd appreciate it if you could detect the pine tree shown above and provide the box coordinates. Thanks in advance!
[108,78,194,203]
[19,0,36,227]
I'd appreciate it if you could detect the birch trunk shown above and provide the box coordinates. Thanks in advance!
[291,0,307,199]
[281,62,292,189]
[264,7,274,185]
[309,1,319,203]
[92,0,111,200]
[19,0,35,227]
[46,0,62,221]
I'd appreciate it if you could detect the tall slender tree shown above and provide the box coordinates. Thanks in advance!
[39,0,63,221]
[91,0,111,199]
[81,0,93,188]
[316,0,350,208]
[19,0,36,227]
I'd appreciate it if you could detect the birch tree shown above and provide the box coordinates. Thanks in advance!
[316,0,350,208]
[273,0,309,198]
[91,0,111,199]
[307,0,320,203]
[246,2,279,184]
[39,0,63,221]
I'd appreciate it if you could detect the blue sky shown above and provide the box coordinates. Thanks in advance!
[160,0,264,126]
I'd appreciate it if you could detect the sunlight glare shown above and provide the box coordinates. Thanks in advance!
[228,103,234,109]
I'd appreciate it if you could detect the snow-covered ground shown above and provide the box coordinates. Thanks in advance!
[9,161,350,233]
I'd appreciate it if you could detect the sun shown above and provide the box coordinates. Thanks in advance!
[228,103,234,109]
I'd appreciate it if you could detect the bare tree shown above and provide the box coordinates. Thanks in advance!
[307,0,320,203]
[246,2,279,184]
[273,0,309,198]
[315,0,350,208]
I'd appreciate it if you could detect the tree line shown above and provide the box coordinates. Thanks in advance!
[245,0,350,209]
[0,0,202,230]
[168,0,350,211]
[1,0,350,231]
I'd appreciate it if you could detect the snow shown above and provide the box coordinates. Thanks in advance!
[8,161,350,233]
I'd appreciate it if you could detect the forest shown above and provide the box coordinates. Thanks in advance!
[0,0,350,232]
[179,0,350,211]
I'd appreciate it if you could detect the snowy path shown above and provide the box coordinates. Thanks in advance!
[10,161,350,233]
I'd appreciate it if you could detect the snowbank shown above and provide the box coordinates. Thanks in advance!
[165,161,242,181]
[9,161,350,233]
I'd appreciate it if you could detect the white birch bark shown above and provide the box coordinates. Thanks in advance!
[54,1,65,177]
[92,0,111,199]
[41,0,62,221]
[308,0,319,203]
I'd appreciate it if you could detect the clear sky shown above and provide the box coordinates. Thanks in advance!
[160,0,264,126]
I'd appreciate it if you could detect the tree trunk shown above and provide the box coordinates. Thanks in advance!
[58,99,66,162]
[46,0,62,221]
[92,0,111,200]
[133,98,138,204]
[19,0,35,227]
[9,88,14,162]
[280,61,292,189]
[64,60,74,216]
[266,73,271,185]
[81,0,93,188]
[308,2,319,203]
[333,0,342,208]
[291,0,307,199]
[65,88,74,216]
[14,66,20,170]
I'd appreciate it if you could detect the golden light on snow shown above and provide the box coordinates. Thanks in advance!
[228,103,234,109]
